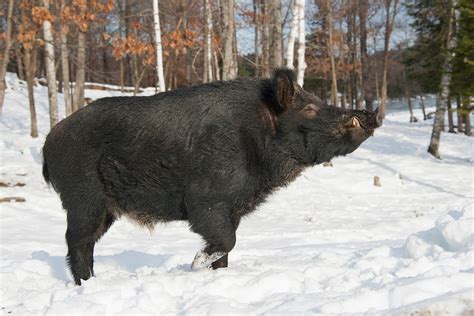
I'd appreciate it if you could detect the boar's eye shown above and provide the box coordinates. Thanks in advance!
[351,117,361,128]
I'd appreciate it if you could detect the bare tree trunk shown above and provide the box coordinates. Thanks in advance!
[447,96,455,132]
[341,81,346,110]
[15,43,25,81]
[204,0,214,82]
[407,92,416,123]
[380,0,399,120]
[419,95,427,120]
[42,0,58,128]
[296,0,305,86]
[60,0,72,116]
[153,0,166,92]
[348,79,353,109]
[259,0,269,77]
[253,0,260,76]
[183,10,192,86]
[24,47,38,138]
[222,0,237,80]
[347,10,355,110]
[213,50,221,80]
[464,113,471,136]
[269,0,283,68]
[286,0,297,69]
[456,95,464,133]
[462,96,471,136]
[373,37,380,103]
[232,19,238,77]
[119,0,125,92]
[428,0,458,159]
[326,0,337,107]
[73,30,86,111]
[0,0,15,113]
[359,0,373,111]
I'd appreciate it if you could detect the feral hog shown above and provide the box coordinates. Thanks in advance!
[42,69,382,285]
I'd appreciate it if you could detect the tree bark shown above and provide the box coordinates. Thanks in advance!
[259,0,269,77]
[15,43,25,81]
[420,95,427,120]
[24,47,38,138]
[204,0,214,82]
[428,0,459,159]
[73,30,86,111]
[223,0,237,80]
[447,96,455,132]
[380,0,399,120]
[341,81,346,110]
[60,0,72,116]
[153,0,166,92]
[326,0,337,107]
[286,0,297,69]
[456,95,464,133]
[269,0,283,68]
[407,91,416,123]
[462,96,471,136]
[253,0,260,76]
[296,0,305,86]
[213,50,221,81]
[359,0,373,111]
[347,10,355,110]
[42,0,59,128]
[0,0,15,113]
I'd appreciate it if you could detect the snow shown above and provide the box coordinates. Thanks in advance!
[1,73,473,315]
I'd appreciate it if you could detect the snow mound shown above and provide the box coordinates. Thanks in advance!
[404,204,474,259]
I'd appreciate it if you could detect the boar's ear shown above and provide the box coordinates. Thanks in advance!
[272,68,296,114]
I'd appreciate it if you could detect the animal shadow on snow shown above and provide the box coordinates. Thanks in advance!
[32,250,176,282]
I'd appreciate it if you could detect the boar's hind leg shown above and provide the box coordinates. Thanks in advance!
[189,210,236,270]
[65,198,114,285]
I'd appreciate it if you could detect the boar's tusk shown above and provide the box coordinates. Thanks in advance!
[352,117,361,127]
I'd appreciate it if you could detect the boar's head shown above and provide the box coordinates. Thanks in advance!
[268,69,383,165]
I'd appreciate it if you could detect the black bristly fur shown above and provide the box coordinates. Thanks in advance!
[42,68,381,285]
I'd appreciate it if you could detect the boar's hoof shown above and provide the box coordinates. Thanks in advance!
[211,254,228,269]
[191,250,226,270]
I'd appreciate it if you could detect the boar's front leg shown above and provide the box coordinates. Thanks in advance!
[188,202,237,270]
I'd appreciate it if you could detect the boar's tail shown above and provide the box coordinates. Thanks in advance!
[42,155,58,192]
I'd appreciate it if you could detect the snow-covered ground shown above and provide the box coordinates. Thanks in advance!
[1,73,473,315]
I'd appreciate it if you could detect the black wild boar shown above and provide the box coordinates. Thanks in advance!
[42,69,382,285]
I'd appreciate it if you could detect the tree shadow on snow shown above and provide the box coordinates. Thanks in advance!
[350,156,470,199]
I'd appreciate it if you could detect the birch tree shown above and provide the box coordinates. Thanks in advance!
[0,0,15,113]
[326,0,337,106]
[286,0,297,69]
[203,0,213,83]
[428,0,459,159]
[222,0,237,80]
[269,0,283,68]
[153,0,166,92]
[42,0,59,127]
[296,0,306,86]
